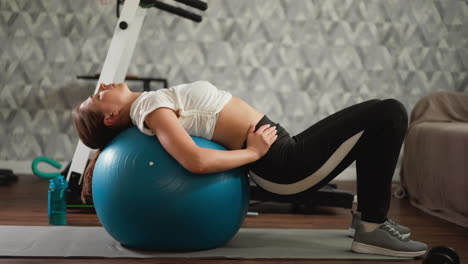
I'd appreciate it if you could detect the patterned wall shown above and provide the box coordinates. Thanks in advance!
[1,0,467,170]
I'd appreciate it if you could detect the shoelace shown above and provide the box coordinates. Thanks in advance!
[386,218,398,226]
[383,222,405,240]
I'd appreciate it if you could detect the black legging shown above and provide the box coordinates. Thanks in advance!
[246,99,408,223]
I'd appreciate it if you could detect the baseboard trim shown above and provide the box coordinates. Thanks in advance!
[0,160,69,175]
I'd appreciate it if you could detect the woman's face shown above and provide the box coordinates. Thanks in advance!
[81,82,130,116]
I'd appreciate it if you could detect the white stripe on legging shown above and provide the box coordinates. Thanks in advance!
[249,130,365,195]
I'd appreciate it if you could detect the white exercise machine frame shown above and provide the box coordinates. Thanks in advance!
[67,0,146,184]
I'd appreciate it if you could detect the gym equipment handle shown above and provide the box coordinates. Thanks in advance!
[174,0,208,11]
[141,0,202,22]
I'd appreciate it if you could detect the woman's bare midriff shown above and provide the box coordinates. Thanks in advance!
[211,96,265,150]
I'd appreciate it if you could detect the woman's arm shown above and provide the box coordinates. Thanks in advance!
[144,107,277,174]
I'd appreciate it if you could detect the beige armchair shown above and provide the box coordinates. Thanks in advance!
[400,91,468,228]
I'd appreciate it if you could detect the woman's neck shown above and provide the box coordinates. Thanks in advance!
[119,92,143,127]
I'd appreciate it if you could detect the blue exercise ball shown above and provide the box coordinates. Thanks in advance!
[92,126,250,251]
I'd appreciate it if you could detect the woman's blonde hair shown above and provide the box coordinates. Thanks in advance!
[72,103,130,203]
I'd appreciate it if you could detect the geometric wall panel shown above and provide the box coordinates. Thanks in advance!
[0,0,467,164]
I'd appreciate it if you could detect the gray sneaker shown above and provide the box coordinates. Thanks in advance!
[351,221,427,257]
[348,211,411,239]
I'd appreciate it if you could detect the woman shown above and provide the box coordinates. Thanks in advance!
[73,80,427,257]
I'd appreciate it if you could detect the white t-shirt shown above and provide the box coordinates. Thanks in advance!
[129,81,232,140]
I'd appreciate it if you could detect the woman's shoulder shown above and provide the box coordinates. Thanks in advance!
[171,80,218,91]
[138,89,173,100]
[130,90,176,113]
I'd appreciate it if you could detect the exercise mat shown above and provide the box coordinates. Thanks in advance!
[0,225,408,260]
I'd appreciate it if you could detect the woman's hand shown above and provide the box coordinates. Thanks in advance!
[246,124,278,159]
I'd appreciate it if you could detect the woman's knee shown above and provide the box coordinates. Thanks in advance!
[380,98,409,128]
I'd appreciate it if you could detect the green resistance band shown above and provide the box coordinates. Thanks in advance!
[31,156,63,179]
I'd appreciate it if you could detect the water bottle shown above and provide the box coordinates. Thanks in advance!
[48,176,68,225]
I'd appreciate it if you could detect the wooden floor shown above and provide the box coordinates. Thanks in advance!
[0,175,466,264]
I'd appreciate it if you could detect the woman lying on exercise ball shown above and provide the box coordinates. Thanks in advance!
[73,80,427,257]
